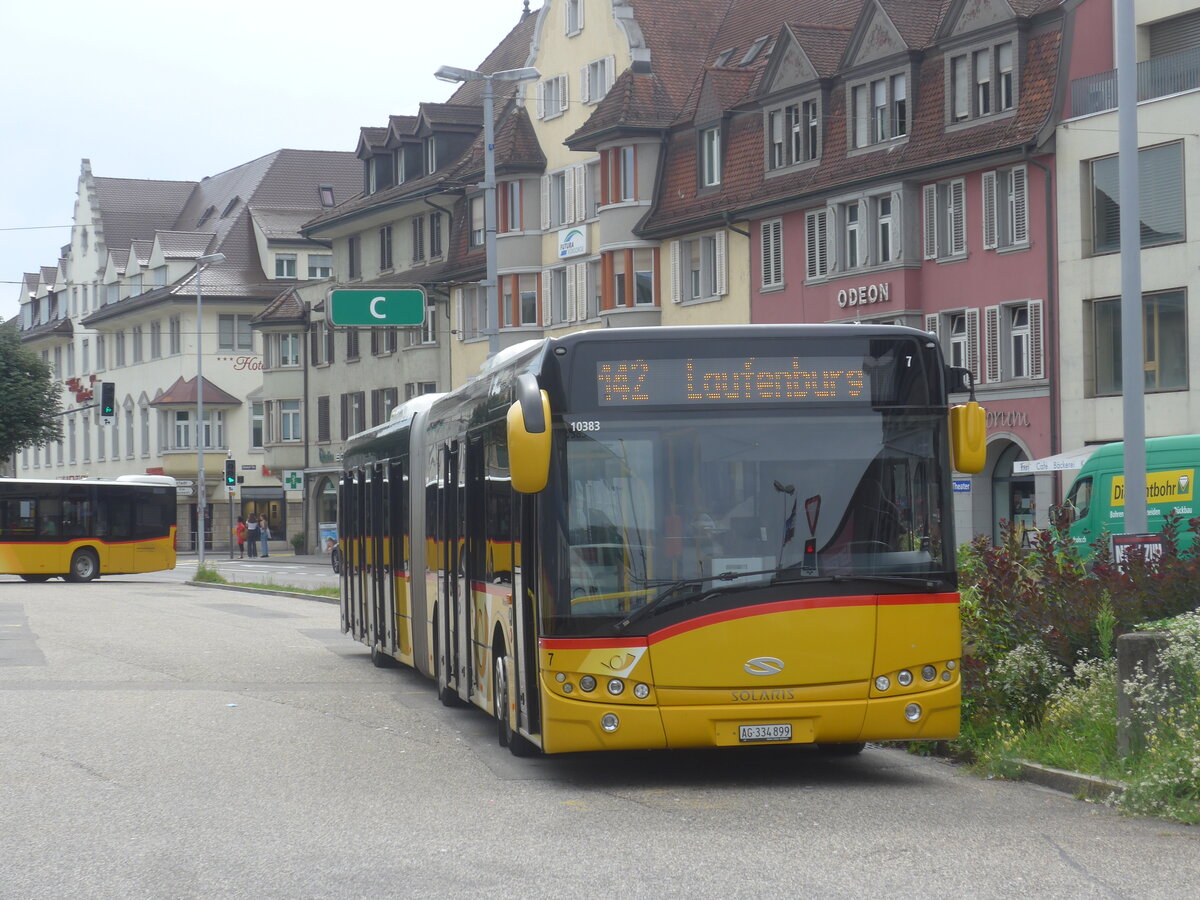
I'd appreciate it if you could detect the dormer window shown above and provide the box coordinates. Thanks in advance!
[565,0,583,36]
[765,97,820,171]
[949,39,1016,124]
[849,72,907,149]
[423,137,437,175]
[318,184,335,207]
[715,48,735,67]
[366,154,394,193]
[740,36,769,66]
[197,206,215,227]
[221,196,239,218]
[701,127,721,188]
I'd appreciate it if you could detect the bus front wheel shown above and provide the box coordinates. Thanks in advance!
[65,549,99,583]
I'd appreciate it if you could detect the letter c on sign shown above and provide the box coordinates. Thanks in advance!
[370,296,386,319]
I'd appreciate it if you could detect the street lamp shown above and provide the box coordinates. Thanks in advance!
[434,64,540,357]
[194,251,225,566]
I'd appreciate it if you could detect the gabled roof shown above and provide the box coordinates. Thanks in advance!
[252,286,307,325]
[450,100,546,180]
[155,231,216,259]
[150,376,241,406]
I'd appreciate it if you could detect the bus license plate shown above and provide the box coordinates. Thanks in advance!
[739,723,792,743]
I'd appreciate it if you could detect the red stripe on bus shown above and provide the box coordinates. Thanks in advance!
[538,593,958,650]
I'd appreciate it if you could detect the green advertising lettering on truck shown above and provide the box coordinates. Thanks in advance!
[1062,435,1200,556]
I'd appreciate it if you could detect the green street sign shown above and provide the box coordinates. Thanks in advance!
[328,288,426,326]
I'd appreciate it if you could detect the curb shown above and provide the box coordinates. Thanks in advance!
[186,580,338,605]
[1015,760,1126,801]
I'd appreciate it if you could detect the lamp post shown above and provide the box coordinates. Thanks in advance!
[194,251,225,566]
[434,64,540,357]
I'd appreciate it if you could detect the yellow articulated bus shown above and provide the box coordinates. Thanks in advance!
[0,475,177,582]
[339,325,985,756]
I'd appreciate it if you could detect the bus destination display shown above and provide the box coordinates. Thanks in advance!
[596,357,870,406]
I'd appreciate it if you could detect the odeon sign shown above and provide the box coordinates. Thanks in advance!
[836,282,891,308]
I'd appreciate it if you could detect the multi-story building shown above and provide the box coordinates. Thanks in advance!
[13,152,360,550]
[1056,0,1200,470]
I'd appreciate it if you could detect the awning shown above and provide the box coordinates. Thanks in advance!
[1012,445,1106,475]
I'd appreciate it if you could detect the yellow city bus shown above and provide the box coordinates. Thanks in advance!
[339,325,985,755]
[0,475,177,582]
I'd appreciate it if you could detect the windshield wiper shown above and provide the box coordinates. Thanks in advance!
[772,573,945,590]
[615,568,775,632]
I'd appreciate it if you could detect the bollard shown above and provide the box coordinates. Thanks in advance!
[1116,631,1171,758]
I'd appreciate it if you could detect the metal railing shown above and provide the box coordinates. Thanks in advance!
[1070,46,1200,117]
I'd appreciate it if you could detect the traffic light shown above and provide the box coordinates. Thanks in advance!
[225,459,237,487]
[100,382,115,418]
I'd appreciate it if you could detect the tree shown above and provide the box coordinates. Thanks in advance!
[0,321,63,463]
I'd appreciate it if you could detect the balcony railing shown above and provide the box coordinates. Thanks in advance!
[1070,46,1200,118]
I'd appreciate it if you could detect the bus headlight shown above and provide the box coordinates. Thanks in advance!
[922,665,937,682]
[633,683,650,699]
[875,675,891,692]
[897,669,913,687]
[904,703,923,722]
[607,678,624,696]
[579,675,597,692]
[601,713,620,733]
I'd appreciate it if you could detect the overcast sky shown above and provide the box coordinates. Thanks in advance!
[0,0,540,322]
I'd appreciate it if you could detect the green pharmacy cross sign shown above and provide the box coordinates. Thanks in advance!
[328,288,426,326]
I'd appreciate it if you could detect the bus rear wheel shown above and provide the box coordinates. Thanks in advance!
[19,574,51,583]
[65,549,99,583]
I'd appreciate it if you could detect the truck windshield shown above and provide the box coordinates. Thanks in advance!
[539,410,950,635]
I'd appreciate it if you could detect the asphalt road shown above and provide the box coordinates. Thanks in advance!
[1,577,1196,899]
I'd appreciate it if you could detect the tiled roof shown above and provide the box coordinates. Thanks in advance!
[129,240,153,267]
[39,265,58,285]
[640,19,1064,237]
[108,249,129,272]
[250,208,332,241]
[149,376,242,406]
[451,101,546,179]
[155,231,216,258]
[418,102,484,129]
[90,168,196,253]
[253,286,307,325]
[447,8,541,106]
[566,69,679,147]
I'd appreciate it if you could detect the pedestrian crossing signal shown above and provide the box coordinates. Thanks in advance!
[100,382,115,418]
[225,459,237,487]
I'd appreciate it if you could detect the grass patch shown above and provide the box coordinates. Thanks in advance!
[227,579,339,599]
[192,564,227,584]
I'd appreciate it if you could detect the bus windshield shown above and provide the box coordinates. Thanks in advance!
[542,410,950,634]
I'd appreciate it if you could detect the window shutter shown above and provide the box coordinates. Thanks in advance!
[454,288,464,341]
[1012,165,1029,245]
[965,307,981,383]
[924,313,940,338]
[857,199,869,267]
[536,81,545,120]
[1029,299,1044,379]
[982,170,998,250]
[950,180,966,256]
[565,267,577,321]
[825,204,839,273]
[564,166,577,224]
[889,192,901,262]
[806,211,827,279]
[540,175,551,230]
[922,184,938,259]
[580,66,591,104]
[715,230,728,296]
[558,74,569,113]
[984,305,1002,383]
[670,241,682,303]
[575,263,588,320]
[541,270,553,325]
[575,164,587,221]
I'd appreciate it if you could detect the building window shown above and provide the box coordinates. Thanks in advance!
[850,73,907,148]
[405,382,438,400]
[766,99,819,171]
[701,127,721,187]
[365,154,394,193]
[537,74,568,120]
[341,392,366,439]
[1090,142,1185,256]
[985,301,1044,382]
[348,235,361,279]
[280,400,302,442]
[169,316,181,355]
[922,179,966,260]
[548,172,568,227]
[500,182,522,233]
[805,209,829,279]
[150,321,162,359]
[132,326,144,363]
[470,196,485,247]
[308,254,332,278]
[949,40,1016,123]
[458,284,487,341]
[115,331,126,367]
[430,211,443,257]
[345,328,360,361]
[565,0,583,35]
[218,315,252,351]
[251,401,264,449]
[672,232,727,302]
[277,332,300,367]
[371,387,399,427]
[371,326,398,356]
[982,165,1029,251]
[582,56,614,104]
[379,225,394,270]
[275,254,297,278]
[423,137,437,175]
[1092,290,1187,395]
[319,184,335,207]
[411,216,425,263]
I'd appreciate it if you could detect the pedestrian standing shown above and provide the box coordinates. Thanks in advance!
[260,514,271,558]
[234,516,247,558]
[246,513,260,558]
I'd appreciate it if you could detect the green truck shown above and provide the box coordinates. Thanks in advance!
[1062,435,1199,555]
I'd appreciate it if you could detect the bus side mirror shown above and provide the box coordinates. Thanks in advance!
[949,400,986,474]
[507,372,552,494]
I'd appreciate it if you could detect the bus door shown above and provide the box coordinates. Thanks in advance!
[370,463,391,653]
[439,442,466,700]
[352,471,368,642]
[464,436,486,699]
[516,492,541,739]
[388,459,412,661]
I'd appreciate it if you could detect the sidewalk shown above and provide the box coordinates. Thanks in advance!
[178,549,332,567]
